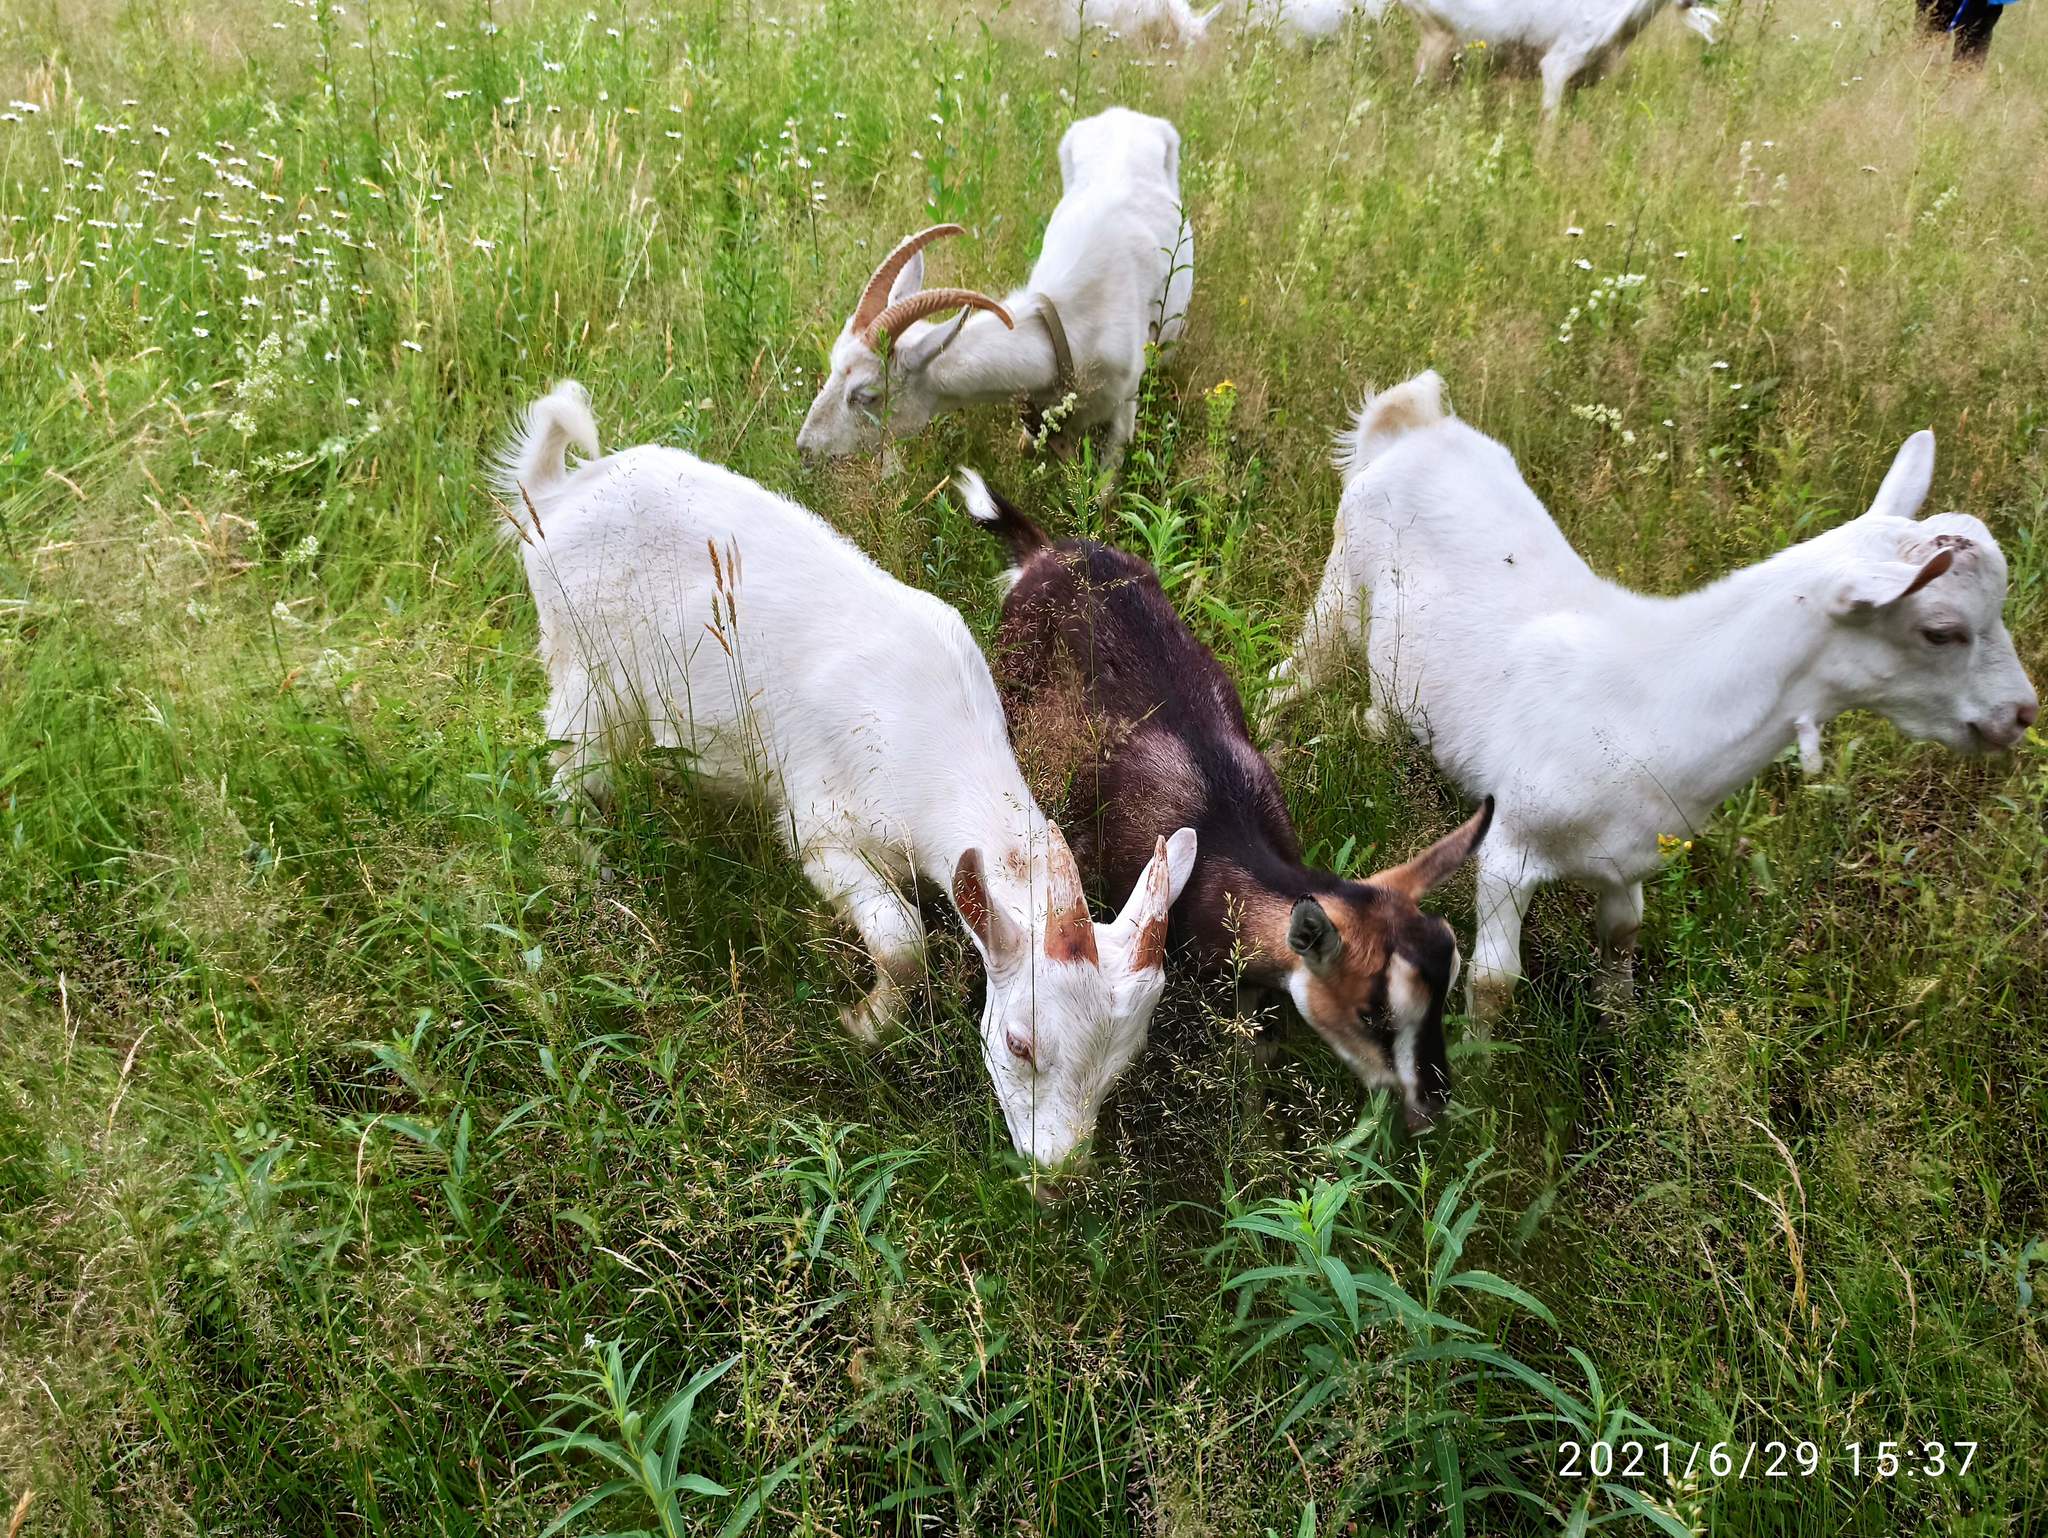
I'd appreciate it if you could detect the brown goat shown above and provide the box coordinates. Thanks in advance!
[957,469,1492,1131]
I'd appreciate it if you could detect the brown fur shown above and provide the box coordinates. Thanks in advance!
[967,474,1493,1125]
[951,851,995,946]
[1133,914,1169,973]
[1044,899,1099,964]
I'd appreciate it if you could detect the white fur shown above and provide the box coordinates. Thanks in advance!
[1230,0,1388,42]
[797,107,1194,473]
[1269,371,2038,1016]
[1054,0,1221,43]
[1397,0,1720,117]
[502,384,1197,1171]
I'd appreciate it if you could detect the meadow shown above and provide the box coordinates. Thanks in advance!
[2,0,2045,1531]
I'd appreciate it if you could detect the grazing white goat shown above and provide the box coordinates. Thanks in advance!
[1267,371,2038,1019]
[1397,0,1720,118]
[1054,0,1220,45]
[500,383,1197,1175]
[1232,0,1388,42]
[796,107,1193,471]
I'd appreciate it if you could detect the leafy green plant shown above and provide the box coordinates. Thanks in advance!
[1116,489,1201,592]
[758,1117,919,1290]
[1220,1130,1690,1536]
[523,1342,739,1538]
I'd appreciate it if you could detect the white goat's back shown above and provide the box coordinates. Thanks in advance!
[1399,0,1683,52]
[1237,0,1387,40]
[1056,106,1181,192]
[1054,0,1217,43]
[1039,108,1193,351]
[516,442,1010,821]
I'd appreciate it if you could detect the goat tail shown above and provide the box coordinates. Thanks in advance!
[494,380,599,539]
[1332,369,1449,488]
[1677,0,1720,42]
[954,467,1050,571]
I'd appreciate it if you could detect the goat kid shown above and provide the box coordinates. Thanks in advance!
[1398,0,1720,119]
[1268,370,2038,1020]
[500,384,1197,1174]
[797,108,1193,472]
[956,469,1492,1133]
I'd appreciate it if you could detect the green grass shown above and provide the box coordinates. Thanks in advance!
[3,0,2046,1532]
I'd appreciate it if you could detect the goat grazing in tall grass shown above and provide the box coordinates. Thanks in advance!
[1054,0,1221,46]
[797,108,1193,473]
[1231,0,1388,43]
[1267,371,2039,1020]
[1398,0,1720,120]
[500,383,1197,1176]
[958,469,1491,1132]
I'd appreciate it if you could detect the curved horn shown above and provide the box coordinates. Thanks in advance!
[851,223,965,336]
[862,289,1015,348]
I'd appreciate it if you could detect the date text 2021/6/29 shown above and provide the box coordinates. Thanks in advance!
[1557,1440,1979,1481]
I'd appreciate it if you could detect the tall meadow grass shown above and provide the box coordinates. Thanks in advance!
[1,0,2043,1532]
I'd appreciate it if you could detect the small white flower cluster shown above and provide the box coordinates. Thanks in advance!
[1030,390,1081,454]
[1556,272,1645,345]
[1918,184,1959,227]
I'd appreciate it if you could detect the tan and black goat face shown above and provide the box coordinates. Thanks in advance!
[1826,433,2037,754]
[1282,799,1493,1132]
[796,223,1014,459]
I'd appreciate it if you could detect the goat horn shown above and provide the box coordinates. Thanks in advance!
[862,289,1014,348]
[851,224,966,336]
[1041,827,1098,966]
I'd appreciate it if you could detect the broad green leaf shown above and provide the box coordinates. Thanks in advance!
[1445,1268,1558,1325]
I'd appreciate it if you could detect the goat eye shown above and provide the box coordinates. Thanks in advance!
[1919,626,1968,647]
[1004,1030,1035,1067]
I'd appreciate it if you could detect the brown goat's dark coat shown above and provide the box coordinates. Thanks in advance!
[969,477,1490,1127]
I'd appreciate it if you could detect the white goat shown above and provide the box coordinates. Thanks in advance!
[500,383,1198,1174]
[1231,0,1388,43]
[1268,371,2038,1019]
[1054,0,1221,45]
[1397,0,1720,118]
[797,107,1193,472]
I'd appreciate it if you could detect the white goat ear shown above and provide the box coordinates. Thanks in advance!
[1863,430,1936,523]
[1109,828,1197,973]
[1832,546,1955,617]
[887,249,925,307]
[952,848,1022,961]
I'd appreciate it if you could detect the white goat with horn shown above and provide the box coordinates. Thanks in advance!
[797,107,1193,472]
[1267,371,2038,1020]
